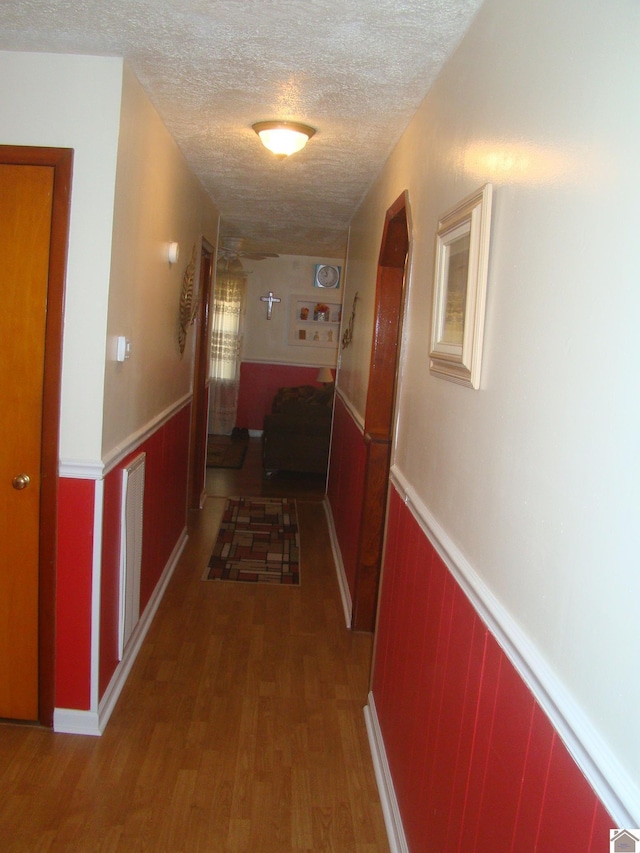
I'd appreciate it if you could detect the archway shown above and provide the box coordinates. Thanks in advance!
[352,192,409,631]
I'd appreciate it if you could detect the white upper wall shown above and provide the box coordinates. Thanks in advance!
[241,254,345,368]
[0,51,220,467]
[0,51,122,464]
[344,0,640,819]
[103,63,219,460]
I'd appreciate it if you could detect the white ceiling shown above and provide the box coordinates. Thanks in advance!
[0,0,484,257]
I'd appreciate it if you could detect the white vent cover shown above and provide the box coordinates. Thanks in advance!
[119,452,145,659]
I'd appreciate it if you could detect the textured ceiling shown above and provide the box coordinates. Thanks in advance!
[0,0,484,256]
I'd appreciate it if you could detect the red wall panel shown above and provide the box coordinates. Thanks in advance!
[535,734,602,851]
[442,611,486,852]
[327,394,366,596]
[507,702,555,851]
[469,654,535,851]
[591,800,617,851]
[57,405,192,708]
[55,477,94,710]
[99,404,191,699]
[235,361,326,432]
[150,402,190,605]
[372,484,614,852]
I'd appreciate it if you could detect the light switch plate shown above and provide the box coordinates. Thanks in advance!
[116,336,131,362]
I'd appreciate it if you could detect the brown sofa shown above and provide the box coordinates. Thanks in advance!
[262,383,334,476]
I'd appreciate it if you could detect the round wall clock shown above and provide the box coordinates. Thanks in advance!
[314,264,341,289]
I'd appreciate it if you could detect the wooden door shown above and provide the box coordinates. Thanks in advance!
[0,164,53,720]
[0,146,71,726]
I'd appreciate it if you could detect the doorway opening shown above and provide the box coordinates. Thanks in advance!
[188,240,215,510]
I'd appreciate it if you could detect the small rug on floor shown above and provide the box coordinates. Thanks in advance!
[206,436,248,469]
[204,496,300,585]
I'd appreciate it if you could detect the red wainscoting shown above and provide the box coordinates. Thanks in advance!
[56,477,95,710]
[235,362,327,432]
[99,403,191,699]
[56,403,192,709]
[327,393,367,597]
[372,485,614,853]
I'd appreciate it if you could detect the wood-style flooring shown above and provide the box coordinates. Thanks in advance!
[0,437,389,851]
[205,436,328,502]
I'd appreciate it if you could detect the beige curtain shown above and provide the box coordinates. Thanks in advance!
[209,263,246,435]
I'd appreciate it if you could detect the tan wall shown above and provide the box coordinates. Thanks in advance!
[103,63,220,459]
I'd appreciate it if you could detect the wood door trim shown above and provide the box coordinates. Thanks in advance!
[0,146,73,726]
[188,241,214,510]
[352,192,409,632]
[351,434,392,631]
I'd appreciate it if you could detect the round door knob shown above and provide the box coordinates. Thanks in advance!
[12,473,31,490]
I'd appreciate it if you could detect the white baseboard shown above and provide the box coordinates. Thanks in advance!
[322,498,352,627]
[54,528,188,736]
[53,707,101,736]
[364,692,409,853]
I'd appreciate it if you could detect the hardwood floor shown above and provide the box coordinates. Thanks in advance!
[0,438,389,851]
[206,436,328,502]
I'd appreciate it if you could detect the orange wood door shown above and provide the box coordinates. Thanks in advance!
[0,164,53,720]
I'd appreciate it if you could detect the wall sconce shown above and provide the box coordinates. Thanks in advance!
[252,121,316,159]
[167,242,180,265]
[317,367,334,385]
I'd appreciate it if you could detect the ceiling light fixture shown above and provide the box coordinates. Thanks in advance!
[252,121,315,159]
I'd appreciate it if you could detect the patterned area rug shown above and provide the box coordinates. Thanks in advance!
[206,436,248,469]
[205,497,300,585]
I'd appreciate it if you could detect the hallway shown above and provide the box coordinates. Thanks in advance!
[0,442,388,852]
[205,435,328,503]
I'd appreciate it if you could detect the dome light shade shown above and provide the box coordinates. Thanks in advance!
[252,121,315,158]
